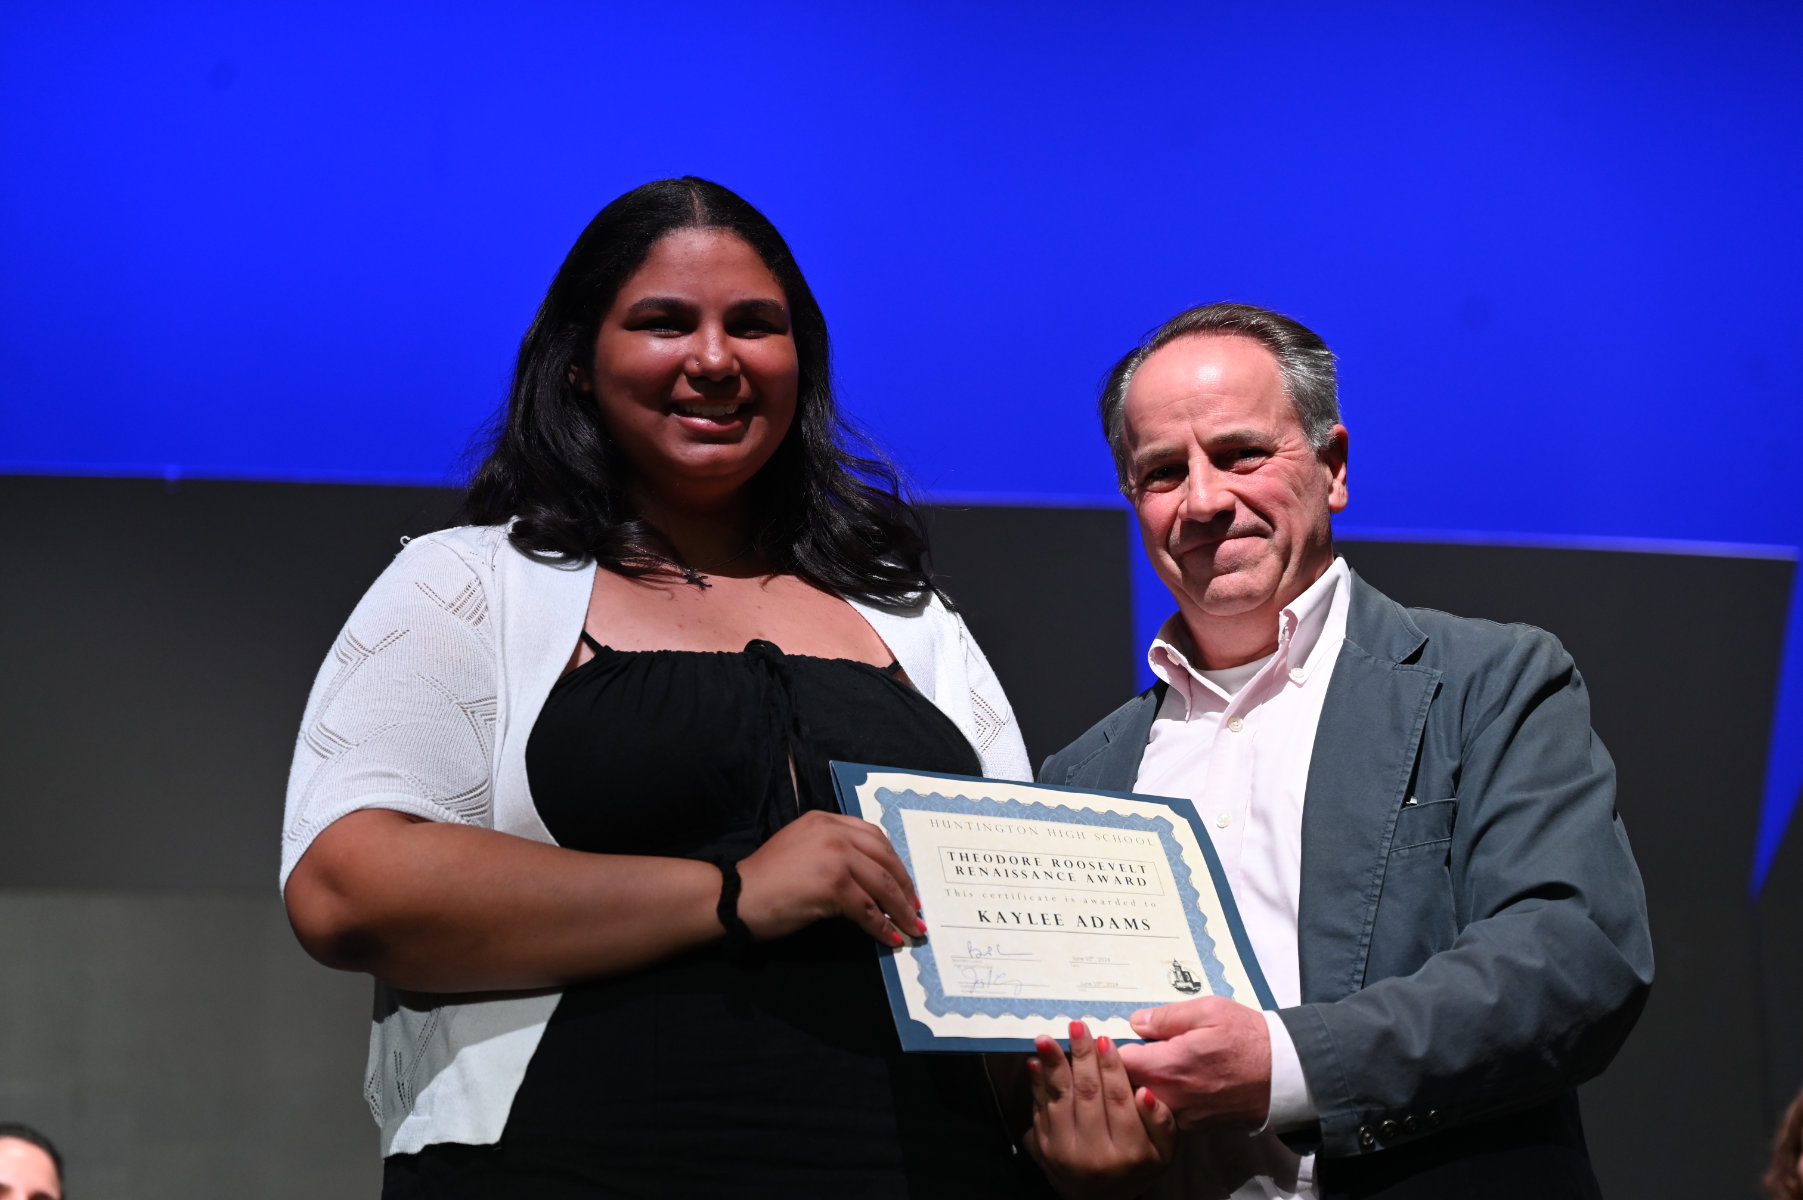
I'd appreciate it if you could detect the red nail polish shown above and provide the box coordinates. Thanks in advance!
[1097,1036,1113,1054]
[1069,1020,1086,1040]
[889,930,904,946]
[1139,1088,1157,1111]
[1034,1034,1055,1053]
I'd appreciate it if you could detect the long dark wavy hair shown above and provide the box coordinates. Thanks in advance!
[461,177,933,606]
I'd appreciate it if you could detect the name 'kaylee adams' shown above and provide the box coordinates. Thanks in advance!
[974,910,1154,932]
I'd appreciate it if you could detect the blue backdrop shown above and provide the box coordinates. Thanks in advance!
[3,1,1799,885]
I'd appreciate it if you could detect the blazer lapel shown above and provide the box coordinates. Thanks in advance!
[1297,575,1439,1003]
[1072,687,1164,792]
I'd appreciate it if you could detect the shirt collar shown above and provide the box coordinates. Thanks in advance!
[1147,557,1351,705]
[1283,556,1350,682]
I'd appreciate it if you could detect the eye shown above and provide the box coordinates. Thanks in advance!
[624,306,694,335]
[727,302,789,338]
[1139,462,1184,490]
[729,316,784,338]
[1215,446,1270,471]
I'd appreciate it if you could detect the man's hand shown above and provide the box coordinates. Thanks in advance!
[1117,997,1273,1129]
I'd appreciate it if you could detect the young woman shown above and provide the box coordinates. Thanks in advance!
[279,178,1042,1196]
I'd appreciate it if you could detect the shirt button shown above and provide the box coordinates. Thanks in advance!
[1358,1125,1376,1148]
[1227,717,1245,732]
[1289,668,1306,682]
[1379,1119,1400,1139]
[1215,813,1231,829]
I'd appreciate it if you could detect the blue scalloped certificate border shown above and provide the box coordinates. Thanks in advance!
[829,762,1276,1053]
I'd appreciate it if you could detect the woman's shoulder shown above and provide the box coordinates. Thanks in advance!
[402,522,510,566]
[848,587,960,645]
[340,525,523,619]
[398,523,590,581]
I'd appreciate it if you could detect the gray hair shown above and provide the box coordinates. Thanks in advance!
[1098,302,1340,489]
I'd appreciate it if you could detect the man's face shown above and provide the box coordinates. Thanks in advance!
[0,1138,61,1200]
[1121,333,1347,649]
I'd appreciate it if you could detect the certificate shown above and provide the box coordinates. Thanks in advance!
[829,762,1275,1052]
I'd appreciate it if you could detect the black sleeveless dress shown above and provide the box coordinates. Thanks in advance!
[382,637,1044,1199]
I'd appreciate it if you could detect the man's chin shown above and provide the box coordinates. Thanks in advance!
[1177,572,1278,620]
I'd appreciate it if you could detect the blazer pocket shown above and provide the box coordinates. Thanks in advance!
[1368,798,1460,977]
[1390,797,1456,851]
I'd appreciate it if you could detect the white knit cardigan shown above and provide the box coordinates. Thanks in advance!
[279,524,1031,1156]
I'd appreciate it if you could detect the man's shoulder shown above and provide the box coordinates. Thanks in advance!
[1348,574,1574,680]
[1036,685,1162,786]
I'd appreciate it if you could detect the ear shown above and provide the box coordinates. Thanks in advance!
[567,359,592,393]
[1321,425,1349,513]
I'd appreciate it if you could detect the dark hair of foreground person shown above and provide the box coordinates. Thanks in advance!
[0,1123,64,1196]
[1767,1087,1803,1200]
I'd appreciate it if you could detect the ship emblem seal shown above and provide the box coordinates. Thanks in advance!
[1167,959,1203,995]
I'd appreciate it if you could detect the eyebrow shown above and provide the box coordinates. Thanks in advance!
[1128,443,1181,475]
[1205,427,1273,446]
[732,298,788,320]
[623,296,693,317]
[1128,428,1274,471]
[622,296,787,318]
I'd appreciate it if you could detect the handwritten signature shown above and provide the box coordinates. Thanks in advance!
[964,940,1033,960]
[958,965,1026,996]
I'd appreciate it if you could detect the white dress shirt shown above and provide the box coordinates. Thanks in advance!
[1133,558,1351,1200]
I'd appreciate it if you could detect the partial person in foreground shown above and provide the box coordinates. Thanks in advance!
[0,1124,64,1200]
[1028,303,1653,1199]
[280,177,1051,1197]
[1765,1086,1803,1200]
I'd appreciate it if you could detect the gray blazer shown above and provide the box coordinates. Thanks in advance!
[1039,570,1653,1198]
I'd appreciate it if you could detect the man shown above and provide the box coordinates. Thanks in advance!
[0,1125,63,1200]
[1038,303,1652,1198]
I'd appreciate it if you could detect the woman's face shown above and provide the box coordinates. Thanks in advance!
[582,228,800,511]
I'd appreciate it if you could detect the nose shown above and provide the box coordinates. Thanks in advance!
[1176,458,1235,526]
[688,323,737,384]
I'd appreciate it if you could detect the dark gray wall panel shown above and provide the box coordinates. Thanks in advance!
[3,476,461,892]
[923,503,1136,767]
[1757,812,1803,1134]
[0,891,378,1199]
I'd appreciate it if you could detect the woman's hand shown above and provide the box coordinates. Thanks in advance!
[735,810,925,946]
[1025,1021,1176,1200]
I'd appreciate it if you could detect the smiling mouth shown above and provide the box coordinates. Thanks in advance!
[674,402,747,419]
[1173,525,1266,555]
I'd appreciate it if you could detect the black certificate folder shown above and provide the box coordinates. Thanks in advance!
[828,762,1275,1053]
